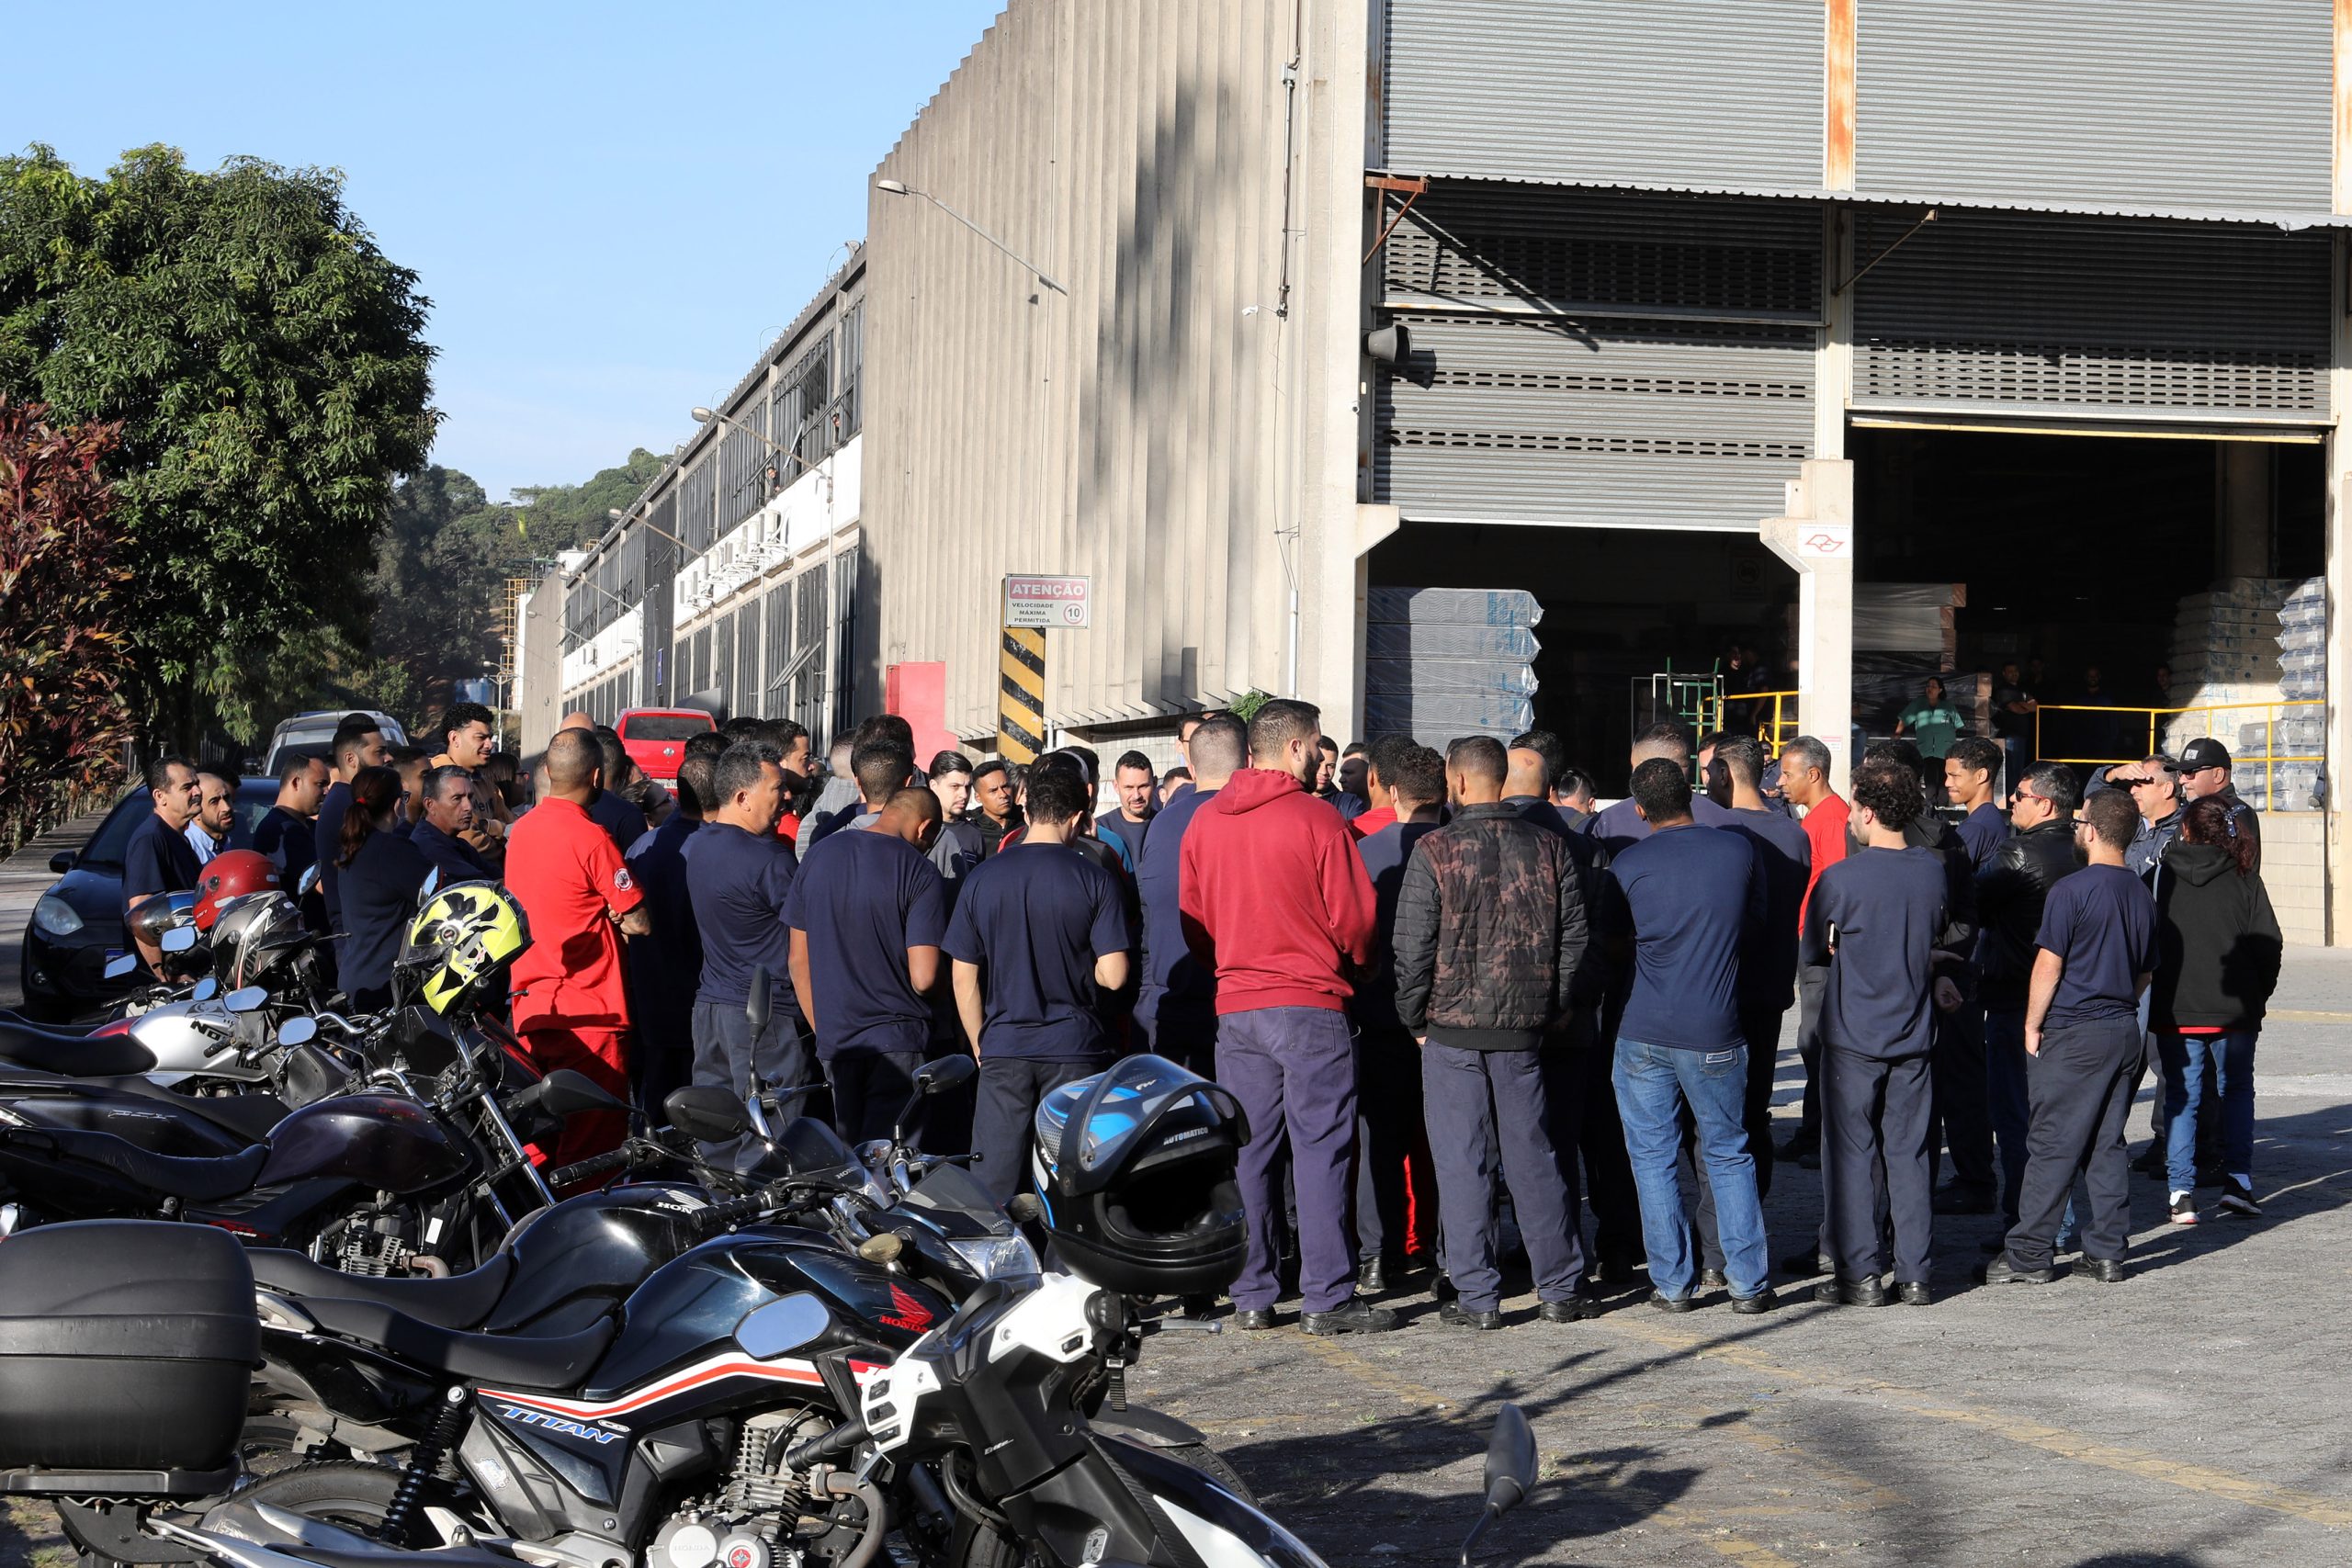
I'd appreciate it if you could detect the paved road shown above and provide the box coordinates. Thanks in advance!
[1138,959,2352,1566]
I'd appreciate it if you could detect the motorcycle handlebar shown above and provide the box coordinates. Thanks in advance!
[548,1147,637,1188]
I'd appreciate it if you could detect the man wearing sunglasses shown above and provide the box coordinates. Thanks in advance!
[1973,762,2085,1236]
[2176,738,2259,871]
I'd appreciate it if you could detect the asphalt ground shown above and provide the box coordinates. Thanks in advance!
[2,816,2347,1567]
[1135,957,2352,1567]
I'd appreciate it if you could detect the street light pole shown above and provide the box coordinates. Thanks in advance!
[876,179,1065,295]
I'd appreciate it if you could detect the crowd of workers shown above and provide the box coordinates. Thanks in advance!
[117,693,2284,1328]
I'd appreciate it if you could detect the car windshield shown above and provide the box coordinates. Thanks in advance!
[77,791,152,870]
[623,715,712,742]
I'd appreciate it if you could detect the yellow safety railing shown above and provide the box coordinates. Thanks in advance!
[1699,690,1803,750]
[2032,700,2325,810]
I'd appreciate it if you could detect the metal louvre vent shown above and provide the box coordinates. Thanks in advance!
[1851,209,2330,422]
[1376,187,1818,529]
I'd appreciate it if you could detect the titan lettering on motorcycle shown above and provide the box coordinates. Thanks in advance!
[496,1404,625,1445]
[482,1352,829,1422]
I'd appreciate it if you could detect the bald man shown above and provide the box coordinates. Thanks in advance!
[506,728,649,1171]
[560,712,595,732]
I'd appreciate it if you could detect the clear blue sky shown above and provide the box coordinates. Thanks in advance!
[4,2,1004,501]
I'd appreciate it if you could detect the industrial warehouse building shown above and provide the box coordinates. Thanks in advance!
[526,1,2352,940]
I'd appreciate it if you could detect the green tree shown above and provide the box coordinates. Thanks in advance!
[0,399,137,849]
[0,144,435,750]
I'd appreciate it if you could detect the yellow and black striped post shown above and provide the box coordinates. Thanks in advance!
[998,625,1046,763]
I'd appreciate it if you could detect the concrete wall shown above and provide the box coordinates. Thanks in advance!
[2262,811,2327,947]
[865,0,1372,739]
[515,572,565,760]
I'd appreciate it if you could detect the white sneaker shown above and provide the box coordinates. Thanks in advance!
[2168,1190,2199,1225]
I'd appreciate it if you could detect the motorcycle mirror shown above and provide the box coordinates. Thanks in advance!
[517,1068,630,1119]
[296,864,322,897]
[103,954,138,981]
[745,967,773,1038]
[160,927,199,954]
[914,1055,978,1097]
[278,1016,320,1047]
[224,986,268,1014]
[1459,1404,1538,1566]
[664,1085,752,1143]
[190,977,220,1003]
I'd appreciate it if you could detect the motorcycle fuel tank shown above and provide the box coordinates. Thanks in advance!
[255,1094,471,1195]
[481,1183,715,1334]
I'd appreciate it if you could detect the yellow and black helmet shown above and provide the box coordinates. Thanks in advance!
[398,880,530,1017]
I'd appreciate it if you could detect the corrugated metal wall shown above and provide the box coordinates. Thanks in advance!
[1854,0,2333,218]
[1381,0,1824,192]
[1375,186,1820,527]
[866,0,1351,737]
[1851,209,2334,423]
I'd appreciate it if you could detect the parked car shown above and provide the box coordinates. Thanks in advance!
[19,777,282,1021]
[616,707,715,785]
[259,709,408,775]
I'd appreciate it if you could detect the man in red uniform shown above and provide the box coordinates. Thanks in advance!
[505,728,649,1168]
[1778,733,1849,1165]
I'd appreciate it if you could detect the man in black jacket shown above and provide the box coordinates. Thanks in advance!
[1974,761,2083,1234]
[1393,736,1593,1328]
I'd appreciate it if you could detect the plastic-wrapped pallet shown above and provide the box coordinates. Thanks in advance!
[2233,761,2325,813]
[2275,577,2326,701]
[1363,587,1543,743]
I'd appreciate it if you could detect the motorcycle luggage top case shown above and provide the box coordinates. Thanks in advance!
[0,1220,260,1475]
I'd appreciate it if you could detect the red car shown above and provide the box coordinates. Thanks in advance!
[616,707,715,785]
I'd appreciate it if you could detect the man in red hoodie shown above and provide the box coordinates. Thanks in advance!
[1181,698,1393,1335]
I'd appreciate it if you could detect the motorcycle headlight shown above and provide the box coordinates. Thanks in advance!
[32,895,84,938]
[946,1233,1043,1286]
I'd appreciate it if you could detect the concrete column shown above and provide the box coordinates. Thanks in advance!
[2324,235,2352,943]
[1761,460,1857,793]
[2218,444,2273,580]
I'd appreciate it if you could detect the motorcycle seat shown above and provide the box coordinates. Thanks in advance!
[249,1250,515,1332]
[299,1297,618,1392]
[18,1126,269,1202]
[0,1021,156,1078]
[140,1089,289,1145]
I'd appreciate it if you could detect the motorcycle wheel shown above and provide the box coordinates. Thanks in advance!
[954,1441,1255,1567]
[232,1460,473,1549]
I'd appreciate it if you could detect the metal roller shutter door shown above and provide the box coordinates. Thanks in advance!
[1376,187,1820,530]
[1853,0,2331,220]
[1850,209,2332,424]
[1382,0,1823,193]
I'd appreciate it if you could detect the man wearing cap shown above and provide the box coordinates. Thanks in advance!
[2177,738,2260,870]
[2113,756,2183,882]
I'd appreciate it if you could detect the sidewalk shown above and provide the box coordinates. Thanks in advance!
[0,808,114,1012]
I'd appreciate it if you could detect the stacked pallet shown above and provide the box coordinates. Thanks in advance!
[2169,581,2286,687]
[2234,577,2325,811]
[1363,587,1541,743]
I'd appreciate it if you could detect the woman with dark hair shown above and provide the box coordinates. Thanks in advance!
[336,763,431,1012]
[2150,795,2281,1224]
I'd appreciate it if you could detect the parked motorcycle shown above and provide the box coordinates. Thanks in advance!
[0,1058,1544,1568]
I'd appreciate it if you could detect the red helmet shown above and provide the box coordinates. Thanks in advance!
[193,850,282,931]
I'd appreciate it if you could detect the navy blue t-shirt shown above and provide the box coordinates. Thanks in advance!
[1712,805,1812,1009]
[1802,845,1947,1060]
[1958,803,2008,871]
[121,809,202,913]
[943,842,1131,1059]
[589,789,647,854]
[2035,862,2157,1029]
[784,829,948,1059]
[409,819,488,886]
[685,820,798,1008]
[314,783,353,933]
[1096,808,1153,869]
[337,827,431,1009]
[1601,823,1762,1051]
[252,805,316,885]
[1588,795,1652,863]
[1135,786,1217,1021]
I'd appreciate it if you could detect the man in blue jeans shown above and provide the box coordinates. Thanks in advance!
[1599,758,1775,1313]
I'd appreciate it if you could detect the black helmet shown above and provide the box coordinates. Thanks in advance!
[1031,1055,1248,1297]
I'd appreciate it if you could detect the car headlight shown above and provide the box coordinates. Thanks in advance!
[946,1234,1042,1285]
[31,895,84,938]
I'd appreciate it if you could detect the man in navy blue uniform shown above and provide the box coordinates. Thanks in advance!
[408,766,492,886]
[627,736,722,1120]
[1131,716,1245,1070]
[1803,756,1950,1306]
[944,765,1132,1201]
[1946,738,2008,872]
[686,740,803,1155]
[314,715,391,959]
[1984,787,2156,1287]
[1600,757,1774,1313]
[122,755,204,971]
